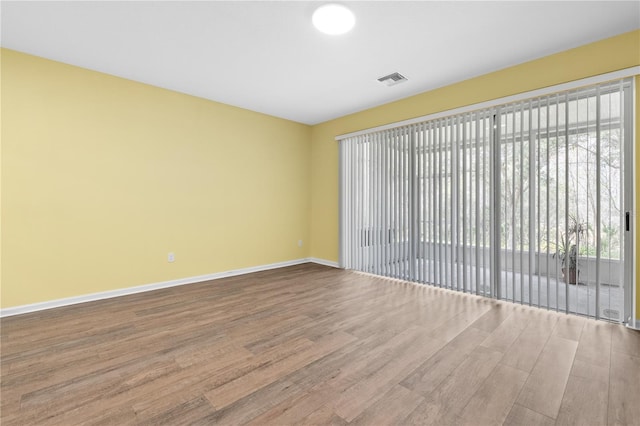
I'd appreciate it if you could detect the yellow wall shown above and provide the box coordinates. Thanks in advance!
[1,49,311,308]
[309,30,640,308]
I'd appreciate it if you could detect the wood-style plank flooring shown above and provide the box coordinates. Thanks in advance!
[1,264,639,425]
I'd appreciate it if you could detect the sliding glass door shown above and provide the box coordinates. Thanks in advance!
[496,81,630,320]
[340,78,634,323]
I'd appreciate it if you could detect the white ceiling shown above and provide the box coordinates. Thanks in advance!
[2,1,639,125]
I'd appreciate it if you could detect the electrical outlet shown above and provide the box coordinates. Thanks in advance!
[298,240,303,247]
[168,252,175,263]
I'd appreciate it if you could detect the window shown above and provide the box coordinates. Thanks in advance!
[340,78,634,323]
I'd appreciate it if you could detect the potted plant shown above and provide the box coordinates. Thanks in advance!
[554,217,587,284]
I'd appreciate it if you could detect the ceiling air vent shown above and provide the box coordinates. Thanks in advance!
[377,72,408,86]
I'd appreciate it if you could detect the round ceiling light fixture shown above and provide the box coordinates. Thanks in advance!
[312,3,355,35]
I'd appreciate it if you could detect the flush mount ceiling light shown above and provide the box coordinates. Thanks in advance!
[312,4,355,35]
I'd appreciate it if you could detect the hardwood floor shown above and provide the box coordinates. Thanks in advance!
[1,263,639,425]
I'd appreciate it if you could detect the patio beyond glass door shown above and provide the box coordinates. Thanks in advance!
[495,81,630,320]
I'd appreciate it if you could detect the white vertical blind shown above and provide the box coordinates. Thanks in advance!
[341,110,495,291]
[340,78,632,322]
[494,80,629,319]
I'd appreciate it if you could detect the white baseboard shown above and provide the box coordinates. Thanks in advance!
[0,258,340,318]
[307,257,340,268]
